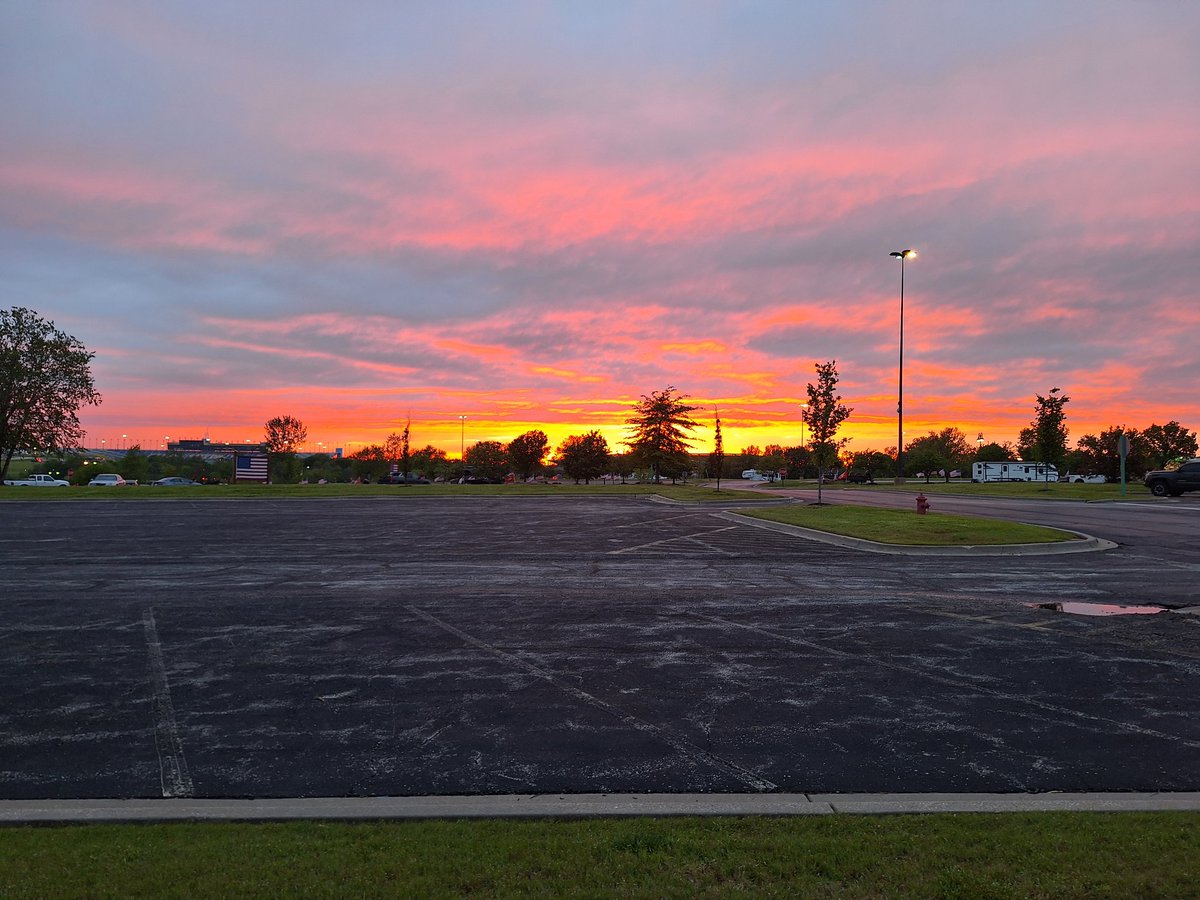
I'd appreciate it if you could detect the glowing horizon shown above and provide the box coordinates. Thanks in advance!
[4,3,1197,456]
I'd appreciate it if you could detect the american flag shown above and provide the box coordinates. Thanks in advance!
[235,454,269,482]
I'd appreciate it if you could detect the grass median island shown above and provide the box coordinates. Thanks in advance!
[742,503,1075,545]
[1,813,1197,897]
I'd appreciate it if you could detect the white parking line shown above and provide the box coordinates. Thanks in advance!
[143,608,194,799]
[407,605,778,792]
[607,526,738,555]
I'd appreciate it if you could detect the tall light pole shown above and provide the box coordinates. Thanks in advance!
[800,403,809,480]
[459,415,467,483]
[889,249,917,483]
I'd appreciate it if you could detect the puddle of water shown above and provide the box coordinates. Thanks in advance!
[1031,602,1167,617]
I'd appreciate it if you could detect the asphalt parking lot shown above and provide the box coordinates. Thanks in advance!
[1,496,1197,801]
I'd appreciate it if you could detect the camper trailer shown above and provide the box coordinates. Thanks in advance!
[972,461,1060,483]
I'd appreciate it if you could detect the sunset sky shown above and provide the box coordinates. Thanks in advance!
[3,1,1198,458]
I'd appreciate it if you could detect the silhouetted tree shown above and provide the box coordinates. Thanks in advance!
[710,409,725,489]
[1027,388,1070,483]
[507,430,550,481]
[1075,427,1151,480]
[802,360,853,505]
[904,427,971,482]
[1,307,101,484]
[1141,421,1197,468]
[974,441,1014,463]
[264,414,308,483]
[464,440,507,482]
[625,386,700,483]
[384,419,413,478]
[557,431,610,484]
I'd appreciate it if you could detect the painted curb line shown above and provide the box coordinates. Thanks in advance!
[716,511,1118,556]
[2,792,1198,824]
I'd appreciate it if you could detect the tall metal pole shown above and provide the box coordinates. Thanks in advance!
[800,404,808,479]
[459,415,466,483]
[890,249,916,483]
[897,255,905,483]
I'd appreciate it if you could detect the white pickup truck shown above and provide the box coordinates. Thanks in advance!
[3,473,71,487]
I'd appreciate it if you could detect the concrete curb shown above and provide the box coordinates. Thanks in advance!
[716,511,1118,556]
[3,792,1198,824]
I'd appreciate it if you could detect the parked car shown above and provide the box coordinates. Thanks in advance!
[1143,458,1200,497]
[378,473,430,485]
[1064,474,1106,484]
[844,470,875,484]
[88,473,127,486]
[741,469,762,479]
[150,477,200,486]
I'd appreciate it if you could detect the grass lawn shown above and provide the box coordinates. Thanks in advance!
[0,481,759,502]
[769,479,1148,500]
[741,503,1075,545]
[1,813,1196,897]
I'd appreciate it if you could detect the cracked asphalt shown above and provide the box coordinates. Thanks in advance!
[1,495,1197,800]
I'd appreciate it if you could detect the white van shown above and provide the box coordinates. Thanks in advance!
[741,469,762,480]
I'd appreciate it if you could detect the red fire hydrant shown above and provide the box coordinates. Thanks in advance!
[916,493,930,515]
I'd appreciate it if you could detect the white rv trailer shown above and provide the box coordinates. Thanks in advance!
[972,461,1060,483]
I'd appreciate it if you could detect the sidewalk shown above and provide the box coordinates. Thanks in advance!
[4,792,1199,824]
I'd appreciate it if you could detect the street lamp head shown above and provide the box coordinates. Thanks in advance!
[890,249,917,260]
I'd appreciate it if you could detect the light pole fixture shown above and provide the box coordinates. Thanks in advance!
[889,249,917,483]
[977,432,985,449]
[459,415,467,483]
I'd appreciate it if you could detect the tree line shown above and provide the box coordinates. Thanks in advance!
[3,306,1195,488]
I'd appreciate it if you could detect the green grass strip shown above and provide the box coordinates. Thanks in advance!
[1,814,1197,897]
[770,480,1149,500]
[742,503,1075,545]
[0,482,757,502]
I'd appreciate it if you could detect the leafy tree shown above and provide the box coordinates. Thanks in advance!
[759,450,785,482]
[1142,421,1198,468]
[507,430,550,481]
[1,307,102,484]
[974,442,1014,463]
[904,427,971,482]
[759,443,786,481]
[384,421,413,478]
[847,449,889,482]
[801,361,853,504]
[557,431,610,484]
[783,445,811,480]
[264,414,308,483]
[1027,388,1070,480]
[410,444,448,479]
[121,444,149,483]
[349,444,388,481]
[710,409,725,489]
[1075,427,1151,481]
[609,452,637,482]
[625,386,701,483]
[464,440,507,481]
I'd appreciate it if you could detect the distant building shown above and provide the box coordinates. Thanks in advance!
[168,438,266,455]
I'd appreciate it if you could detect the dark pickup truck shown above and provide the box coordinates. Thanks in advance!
[1143,458,1200,497]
